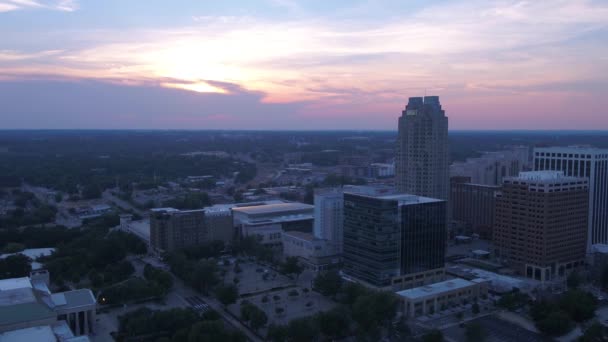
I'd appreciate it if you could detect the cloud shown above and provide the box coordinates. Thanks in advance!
[0,0,607,129]
[0,78,308,129]
[0,0,77,12]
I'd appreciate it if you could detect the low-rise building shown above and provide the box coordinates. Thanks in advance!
[76,204,112,220]
[282,231,341,272]
[232,202,314,247]
[0,271,96,336]
[149,204,237,252]
[370,163,395,178]
[397,278,488,317]
[0,321,89,342]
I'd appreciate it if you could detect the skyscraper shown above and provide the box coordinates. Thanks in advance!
[396,96,449,201]
[494,171,588,281]
[313,188,344,252]
[342,186,446,290]
[534,147,608,250]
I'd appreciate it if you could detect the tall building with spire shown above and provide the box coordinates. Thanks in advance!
[396,96,449,200]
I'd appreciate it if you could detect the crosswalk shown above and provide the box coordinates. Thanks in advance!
[184,296,211,315]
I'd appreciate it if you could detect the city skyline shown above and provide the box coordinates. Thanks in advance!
[1,0,608,130]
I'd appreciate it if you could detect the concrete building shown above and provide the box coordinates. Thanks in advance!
[449,177,500,239]
[149,203,240,252]
[396,96,449,201]
[343,186,447,290]
[76,204,112,220]
[150,208,207,252]
[370,163,395,178]
[282,231,341,272]
[450,146,531,186]
[534,146,608,250]
[232,202,314,247]
[0,271,96,337]
[397,278,488,317]
[494,171,589,281]
[313,188,344,252]
[0,322,89,342]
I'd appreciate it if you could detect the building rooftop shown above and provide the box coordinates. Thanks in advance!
[396,278,476,300]
[0,248,56,261]
[446,265,539,293]
[0,277,32,291]
[283,231,315,242]
[344,185,442,204]
[149,207,180,213]
[0,299,56,327]
[509,171,587,184]
[0,325,56,342]
[232,202,313,216]
[58,289,97,310]
[593,244,608,254]
[535,146,608,154]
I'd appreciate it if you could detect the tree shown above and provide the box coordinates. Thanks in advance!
[2,242,25,253]
[472,302,480,315]
[81,184,102,199]
[240,301,254,321]
[313,271,343,297]
[558,290,597,322]
[536,310,573,336]
[352,291,398,331]
[191,260,219,294]
[567,272,581,289]
[281,256,303,279]
[316,308,350,339]
[216,284,238,307]
[267,324,288,342]
[580,322,608,342]
[465,323,485,342]
[287,318,319,342]
[601,265,608,290]
[0,254,31,279]
[249,308,268,331]
[422,329,444,342]
[497,290,528,310]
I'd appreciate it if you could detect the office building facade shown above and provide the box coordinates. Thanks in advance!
[313,188,344,252]
[494,171,588,281]
[232,202,314,247]
[534,147,608,250]
[343,186,446,290]
[396,96,449,200]
[449,176,500,239]
[450,146,531,186]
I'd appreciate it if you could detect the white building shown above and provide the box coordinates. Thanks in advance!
[534,146,608,250]
[313,188,344,252]
[0,271,96,336]
[0,321,88,342]
[397,278,488,317]
[232,202,314,246]
[282,231,341,272]
[370,163,395,178]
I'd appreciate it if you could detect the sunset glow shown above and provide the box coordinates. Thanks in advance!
[1,0,607,129]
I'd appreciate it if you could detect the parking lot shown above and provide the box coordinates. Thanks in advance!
[222,260,295,295]
[228,285,336,326]
[442,314,543,342]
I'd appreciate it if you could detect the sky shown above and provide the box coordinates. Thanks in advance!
[0,0,607,130]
